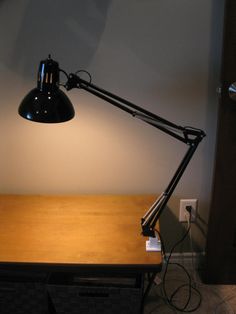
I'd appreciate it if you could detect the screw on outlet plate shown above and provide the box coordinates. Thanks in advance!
[179,199,198,222]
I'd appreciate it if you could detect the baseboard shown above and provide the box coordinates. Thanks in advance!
[165,252,206,271]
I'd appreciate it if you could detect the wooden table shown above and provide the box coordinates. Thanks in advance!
[0,195,162,313]
[0,194,162,272]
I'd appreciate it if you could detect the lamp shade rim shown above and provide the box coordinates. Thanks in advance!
[18,88,75,123]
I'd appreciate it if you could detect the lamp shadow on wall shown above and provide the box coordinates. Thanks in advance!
[4,0,111,79]
[160,202,207,253]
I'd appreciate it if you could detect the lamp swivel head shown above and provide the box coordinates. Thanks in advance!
[37,55,60,93]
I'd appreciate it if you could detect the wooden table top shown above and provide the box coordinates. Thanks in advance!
[0,195,162,271]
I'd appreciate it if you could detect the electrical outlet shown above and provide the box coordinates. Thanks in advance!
[179,199,198,222]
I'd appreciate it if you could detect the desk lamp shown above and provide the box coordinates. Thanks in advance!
[18,56,205,251]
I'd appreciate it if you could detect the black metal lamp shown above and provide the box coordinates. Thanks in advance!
[19,55,206,250]
[19,55,75,123]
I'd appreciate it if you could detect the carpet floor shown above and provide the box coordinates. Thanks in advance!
[144,265,236,313]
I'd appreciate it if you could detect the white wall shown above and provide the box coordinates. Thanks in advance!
[0,0,224,250]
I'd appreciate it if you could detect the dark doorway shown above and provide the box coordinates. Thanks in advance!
[206,0,236,284]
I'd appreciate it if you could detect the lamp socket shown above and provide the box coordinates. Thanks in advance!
[179,199,197,222]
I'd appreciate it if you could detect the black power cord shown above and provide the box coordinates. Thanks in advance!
[155,206,202,312]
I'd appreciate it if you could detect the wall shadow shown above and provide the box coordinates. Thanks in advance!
[160,205,208,253]
[202,0,225,243]
[3,0,111,78]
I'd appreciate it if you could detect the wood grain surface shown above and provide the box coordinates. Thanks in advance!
[0,195,162,269]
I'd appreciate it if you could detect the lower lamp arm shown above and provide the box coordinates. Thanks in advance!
[141,142,200,237]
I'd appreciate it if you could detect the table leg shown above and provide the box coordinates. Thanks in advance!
[141,272,157,313]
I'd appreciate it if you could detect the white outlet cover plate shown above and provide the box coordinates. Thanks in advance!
[179,199,198,222]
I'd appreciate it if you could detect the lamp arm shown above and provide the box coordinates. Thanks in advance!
[141,143,198,236]
[65,72,205,237]
[65,73,205,144]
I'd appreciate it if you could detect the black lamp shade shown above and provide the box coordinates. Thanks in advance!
[18,88,75,123]
[18,55,75,123]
